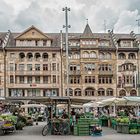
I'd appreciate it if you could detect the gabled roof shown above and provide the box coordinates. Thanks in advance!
[81,23,93,38]
[15,25,52,40]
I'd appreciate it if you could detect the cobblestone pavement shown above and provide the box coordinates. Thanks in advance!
[0,122,140,140]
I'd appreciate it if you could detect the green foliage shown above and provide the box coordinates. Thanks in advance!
[129,128,138,134]
[16,121,25,130]
[0,114,17,124]
[116,117,129,124]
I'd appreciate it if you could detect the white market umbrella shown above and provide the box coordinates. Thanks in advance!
[0,97,5,100]
[83,101,100,108]
[21,104,46,108]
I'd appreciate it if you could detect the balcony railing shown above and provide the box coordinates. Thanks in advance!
[99,71,113,75]
[15,70,51,75]
[69,71,81,75]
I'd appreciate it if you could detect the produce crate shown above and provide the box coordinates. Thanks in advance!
[116,124,122,133]
[78,130,89,136]
[121,124,129,134]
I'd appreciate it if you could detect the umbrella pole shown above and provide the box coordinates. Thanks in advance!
[113,103,116,116]
[137,104,139,116]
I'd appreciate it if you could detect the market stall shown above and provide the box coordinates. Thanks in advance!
[97,96,140,134]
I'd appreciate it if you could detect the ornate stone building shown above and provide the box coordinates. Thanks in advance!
[0,24,140,102]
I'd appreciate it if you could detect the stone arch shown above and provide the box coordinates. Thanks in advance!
[90,51,96,58]
[74,88,81,96]
[85,87,95,96]
[99,52,105,60]
[34,52,41,61]
[106,88,113,96]
[27,52,33,61]
[42,53,49,61]
[106,52,112,59]
[19,52,25,61]
[118,53,126,59]
[130,89,137,96]
[82,51,89,58]
[65,88,73,96]
[128,53,136,59]
[98,88,105,96]
[119,89,126,97]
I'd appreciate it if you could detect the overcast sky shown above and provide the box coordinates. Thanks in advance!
[0,0,140,33]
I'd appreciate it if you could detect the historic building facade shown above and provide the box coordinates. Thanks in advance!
[0,24,140,102]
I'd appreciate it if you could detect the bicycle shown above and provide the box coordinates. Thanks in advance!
[42,117,51,136]
[42,118,70,136]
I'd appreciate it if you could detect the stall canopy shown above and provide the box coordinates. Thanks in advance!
[21,104,46,108]
[97,96,140,107]
[0,97,5,100]
[6,96,91,105]
[83,101,102,107]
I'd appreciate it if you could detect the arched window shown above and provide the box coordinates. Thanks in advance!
[34,53,41,61]
[118,53,126,59]
[74,88,81,96]
[128,53,136,59]
[99,52,105,60]
[119,89,126,97]
[19,52,25,61]
[42,53,49,61]
[85,88,95,96]
[98,88,105,96]
[130,89,137,96]
[73,52,80,59]
[106,53,112,60]
[90,51,96,58]
[65,88,73,96]
[106,88,113,96]
[27,53,33,61]
[83,51,89,58]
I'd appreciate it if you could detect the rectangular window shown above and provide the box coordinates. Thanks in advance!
[43,40,47,46]
[52,63,56,71]
[52,75,56,83]
[85,76,95,83]
[57,63,59,71]
[43,64,48,71]
[43,76,49,84]
[27,76,32,84]
[35,64,40,71]
[10,63,14,71]
[19,76,24,84]
[19,64,24,71]
[10,75,14,83]
[57,76,59,84]
[70,76,80,84]
[27,64,32,71]
[35,76,40,83]
[52,53,56,59]
[10,53,15,60]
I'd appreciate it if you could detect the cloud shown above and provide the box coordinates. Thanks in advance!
[114,10,140,33]
[1,0,140,33]
[0,0,14,31]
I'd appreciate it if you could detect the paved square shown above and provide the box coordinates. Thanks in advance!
[0,122,140,140]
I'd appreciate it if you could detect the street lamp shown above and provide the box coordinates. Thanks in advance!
[62,7,71,97]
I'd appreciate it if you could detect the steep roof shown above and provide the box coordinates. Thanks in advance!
[81,24,93,38]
